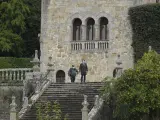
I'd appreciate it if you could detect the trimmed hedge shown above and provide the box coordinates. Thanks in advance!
[129,3,160,62]
[0,57,33,68]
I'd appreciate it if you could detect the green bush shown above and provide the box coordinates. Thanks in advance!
[36,101,69,120]
[102,50,160,120]
[0,57,33,68]
[129,3,160,62]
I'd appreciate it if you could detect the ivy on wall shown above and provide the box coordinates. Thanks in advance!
[129,3,160,62]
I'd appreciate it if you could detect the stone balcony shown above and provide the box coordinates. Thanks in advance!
[71,40,109,52]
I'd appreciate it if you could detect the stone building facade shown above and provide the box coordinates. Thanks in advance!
[39,0,156,83]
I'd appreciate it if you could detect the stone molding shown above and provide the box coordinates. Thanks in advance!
[68,12,114,25]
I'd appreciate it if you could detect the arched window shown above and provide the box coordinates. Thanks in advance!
[100,17,108,40]
[73,18,82,41]
[86,18,95,40]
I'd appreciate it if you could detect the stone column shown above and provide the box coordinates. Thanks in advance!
[94,24,100,40]
[81,24,86,41]
[81,95,89,120]
[10,96,17,120]
[115,54,123,78]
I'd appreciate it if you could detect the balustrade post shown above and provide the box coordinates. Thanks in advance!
[21,70,24,80]
[6,70,8,81]
[13,71,16,80]
[9,71,12,81]
[81,95,89,120]
[17,71,20,81]
[10,96,17,120]
[1,71,4,81]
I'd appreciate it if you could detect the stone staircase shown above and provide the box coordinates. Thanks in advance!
[20,82,103,120]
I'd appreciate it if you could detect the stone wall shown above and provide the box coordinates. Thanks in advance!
[39,0,143,82]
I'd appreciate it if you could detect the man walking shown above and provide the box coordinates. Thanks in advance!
[68,65,78,83]
[79,59,88,83]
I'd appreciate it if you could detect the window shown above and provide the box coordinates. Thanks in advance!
[100,17,108,40]
[73,18,82,41]
[86,18,95,40]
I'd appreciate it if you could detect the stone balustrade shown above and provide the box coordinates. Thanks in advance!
[71,40,109,51]
[0,68,33,82]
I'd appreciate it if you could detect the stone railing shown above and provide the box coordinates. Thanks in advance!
[18,50,54,119]
[71,40,109,51]
[88,95,104,120]
[0,68,33,82]
[18,78,52,119]
[81,95,104,120]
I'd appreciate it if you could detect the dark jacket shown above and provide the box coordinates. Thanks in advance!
[79,63,88,75]
[68,68,78,77]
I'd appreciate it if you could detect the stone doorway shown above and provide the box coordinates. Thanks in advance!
[56,70,65,83]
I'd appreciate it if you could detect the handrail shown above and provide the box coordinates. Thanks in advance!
[18,71,52,119]
[71,39,109,42]
[0,68,32,71]
[88,80,113,120]
[71,40,109,51]
[88,96,104,120]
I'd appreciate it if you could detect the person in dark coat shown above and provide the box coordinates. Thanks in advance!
[68,65,78,83]
[79,60,88,83]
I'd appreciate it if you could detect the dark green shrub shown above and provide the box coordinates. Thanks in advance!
[129,3,160,62]
[0,57,33,68]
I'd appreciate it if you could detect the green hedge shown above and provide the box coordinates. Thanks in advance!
[0,57,33,68]
[129,3,160,62]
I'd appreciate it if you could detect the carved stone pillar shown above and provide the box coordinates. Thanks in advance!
[81,95,89,120]
[10,96,17,120]
[115,54,123,78]
[31,50,40,72]
[33,72,41,94]
[94,95,99,108]
[22,97,28,109]
[35,80,41,93]
[148,46,152,52]
[94,24,100,40]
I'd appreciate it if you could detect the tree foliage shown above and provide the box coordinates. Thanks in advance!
[102,50,160,120]
[0,0,41,57]
[0,0,30,56]
[22,0,41,57]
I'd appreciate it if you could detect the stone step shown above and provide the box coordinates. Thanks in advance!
[20,82,103,120]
